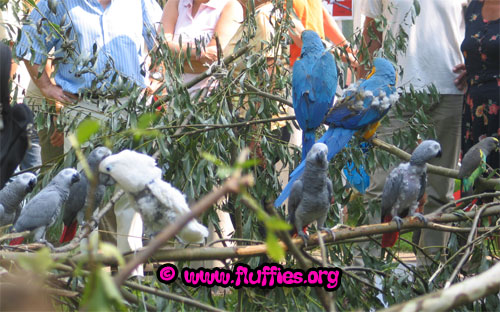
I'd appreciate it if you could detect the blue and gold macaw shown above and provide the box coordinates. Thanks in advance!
[292,30,338,160]
[275,57,398,207]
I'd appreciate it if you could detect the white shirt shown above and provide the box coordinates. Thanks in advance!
[174,0,230,90]
[362,0,467,94]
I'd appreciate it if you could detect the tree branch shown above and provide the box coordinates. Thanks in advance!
[52,189,125,253]
[381,261,500,312]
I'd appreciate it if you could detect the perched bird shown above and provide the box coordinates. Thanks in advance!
[458,137,499,195]
[59,147,113,243]
[275,57,397,207]
[288,143,333,246]
[10,168,80,245]
[292,30,337,160]
[380,140,442,248]
[0,172,37,226]
[99,150,209,244]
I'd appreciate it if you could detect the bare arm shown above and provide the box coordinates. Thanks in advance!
[159,0,243,73]
[357,16,383,78]
[288,16,306,49]
[322,6,348,47]
[23,60,76,104]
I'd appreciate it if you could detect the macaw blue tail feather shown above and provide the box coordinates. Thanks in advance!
[274,127,356,207]
[317,127,357,162]
[343,162,370,194]
[302,131,316,160]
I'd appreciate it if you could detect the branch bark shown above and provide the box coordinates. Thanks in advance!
[380,261,500,312]
[5,205,498,266]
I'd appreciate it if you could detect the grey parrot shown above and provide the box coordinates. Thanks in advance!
[458,137,499,195]
[10,168,80,245]
[0,172,37,227]
[99,150,209,244]
[287,142,333,246]
[380,140,442,248]
[59,147,113,243]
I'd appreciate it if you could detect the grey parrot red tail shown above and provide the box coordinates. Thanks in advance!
[9,237,24,245]
[59,221,78,243]
[381,215,399,248]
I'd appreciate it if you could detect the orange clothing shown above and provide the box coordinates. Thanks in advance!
[289,0,325,66]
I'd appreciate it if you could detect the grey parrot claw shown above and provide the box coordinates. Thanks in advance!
[40,239,55,251]
[298,232,309,247]
[392,216,403,231]
[414,213,428,225]
[320,227,335,241]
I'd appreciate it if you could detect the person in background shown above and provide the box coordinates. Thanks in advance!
[0,42,33,188]
[0,3,41,172]
[156,0,244,92]
[288,0,354,67]
[454,0,500,171]
[16,0,163,276]
[357,0,467,268]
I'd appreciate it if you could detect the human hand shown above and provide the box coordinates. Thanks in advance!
[49,116,64,147]
[453,63,467,92]
[199,46,218,64]
[40,83,78,104]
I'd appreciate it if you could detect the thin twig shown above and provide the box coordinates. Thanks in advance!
[428,222,500,285]
[52,189,125,253]
[207,238,264,247]
[444,203,490,288]
[398,237,439,268]
[243,83,293,107]
[381,261,500,312]
[123,281,226,312]
[367,235,428,292]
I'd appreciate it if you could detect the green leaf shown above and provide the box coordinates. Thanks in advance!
[75,118,100,145]
[137,112,159,129]
[266,232,285,261]
[81,267,126,311]
[99,242,125,266]
[413,0,421,16]
[18,248,55,274]
[265,217,292,231]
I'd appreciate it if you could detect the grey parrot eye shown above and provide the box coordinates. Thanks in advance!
[106,166,111,172]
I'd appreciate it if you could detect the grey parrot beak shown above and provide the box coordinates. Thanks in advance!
[436,150,442,158]
[26,178,37,192]
[71,172,81,184]
[316,151,327,163]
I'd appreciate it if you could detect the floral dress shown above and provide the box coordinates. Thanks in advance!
[461,0,500,169]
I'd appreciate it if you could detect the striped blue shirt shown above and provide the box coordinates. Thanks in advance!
[16,0,162,94]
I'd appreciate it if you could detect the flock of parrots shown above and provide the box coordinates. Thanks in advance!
[0,30,497,249]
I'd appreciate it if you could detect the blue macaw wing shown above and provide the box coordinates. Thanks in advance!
[308,51,337,128]
[292,51,337,132]
[292,59,312,132]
